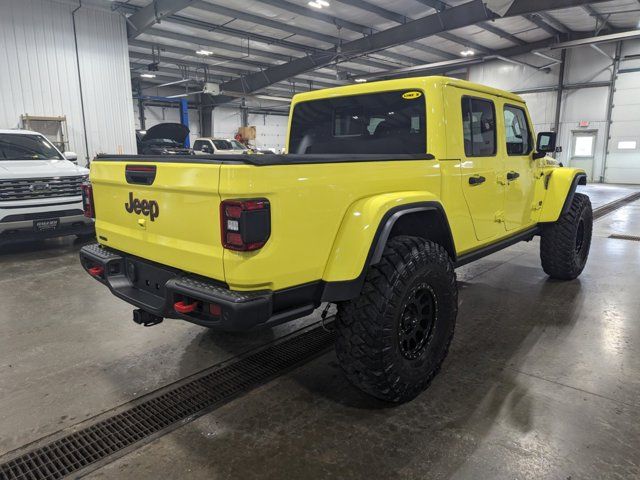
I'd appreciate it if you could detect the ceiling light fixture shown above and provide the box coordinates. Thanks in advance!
[460,49,475,57]
[196,49,213,56]
[308,0,329,8]
[140,73,156,78]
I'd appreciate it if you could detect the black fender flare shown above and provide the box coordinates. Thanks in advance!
[321,201,456,302]
[559,173,588,217]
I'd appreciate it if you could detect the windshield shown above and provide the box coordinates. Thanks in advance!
[212,140,233,150]
[230,140,247,150]
[0,134,64,160]
[289,89,426,155]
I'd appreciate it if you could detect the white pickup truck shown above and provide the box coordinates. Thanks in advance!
[0,129,94,246]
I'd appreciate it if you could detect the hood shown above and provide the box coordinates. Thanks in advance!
[142,123,190,143]
[0,159,89,179]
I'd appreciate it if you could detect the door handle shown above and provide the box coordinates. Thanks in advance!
[469,175,486,186]
[507,171,520,181]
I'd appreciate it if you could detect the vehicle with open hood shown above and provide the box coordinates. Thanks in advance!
[137,123,192,156]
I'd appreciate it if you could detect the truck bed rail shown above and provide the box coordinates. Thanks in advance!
[94,153,435,166]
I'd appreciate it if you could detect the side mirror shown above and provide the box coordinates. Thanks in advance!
[533,132,557,159]
[202,145,213,154]
[64,151,78,163]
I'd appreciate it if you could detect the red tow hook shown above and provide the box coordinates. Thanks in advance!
[174,301,199,314]
[88,266,104,277]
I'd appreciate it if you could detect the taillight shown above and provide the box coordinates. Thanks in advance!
[221,198,270,251]
[81,183,95,218]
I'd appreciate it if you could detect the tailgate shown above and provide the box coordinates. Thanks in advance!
[90,160,224,281]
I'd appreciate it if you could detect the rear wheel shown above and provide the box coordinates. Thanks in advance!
[540,192,592,280]
[335,236,458,403]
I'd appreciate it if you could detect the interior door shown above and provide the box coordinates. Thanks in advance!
[502,103,537,231]
[456,91,505,241]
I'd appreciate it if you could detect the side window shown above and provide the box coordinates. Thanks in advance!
[193,140,206,151]
[504,105,531,155]
[462,97,496,157]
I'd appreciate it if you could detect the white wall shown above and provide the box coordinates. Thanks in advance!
[210,107,288,151]
[467,41,640,184]
[247,113,288,152]
[607,40,640,184]
[0,0,136,165]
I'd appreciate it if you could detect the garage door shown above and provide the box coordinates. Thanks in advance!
[606,62,640,184]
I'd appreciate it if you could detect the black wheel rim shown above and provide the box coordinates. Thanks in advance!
[575,219,585,254]
[398,283,437,360]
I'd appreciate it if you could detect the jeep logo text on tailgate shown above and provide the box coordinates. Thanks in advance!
[125,192,159,221]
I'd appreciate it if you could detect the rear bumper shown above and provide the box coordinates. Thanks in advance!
[79,243,318,331]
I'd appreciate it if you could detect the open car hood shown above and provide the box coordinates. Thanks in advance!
[142,123,190,143]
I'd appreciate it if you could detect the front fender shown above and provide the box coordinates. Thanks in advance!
[539,168,587,223]
[322,191,442,283]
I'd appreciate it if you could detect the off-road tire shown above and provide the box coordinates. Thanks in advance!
[540,192,592,280]
[335,236,458,403]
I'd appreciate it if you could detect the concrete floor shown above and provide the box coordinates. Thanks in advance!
[1,185,639,479]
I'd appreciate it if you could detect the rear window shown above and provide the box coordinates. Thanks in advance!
[288,90,426,155]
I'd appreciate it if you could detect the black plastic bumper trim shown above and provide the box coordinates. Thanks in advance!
[79,244,321,331]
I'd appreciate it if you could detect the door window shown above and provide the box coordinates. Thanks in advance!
[503,105,531,155]
[462,97,496,157]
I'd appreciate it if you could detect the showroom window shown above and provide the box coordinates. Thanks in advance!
[462,97,496,157]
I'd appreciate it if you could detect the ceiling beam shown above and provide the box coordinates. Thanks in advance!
[412,0,525,47]
[129,50,344,87]
[582,4,613,33]
[129,39,371,79]
[126,0,199,38]
[537,12,572,34]
[145,27,292,62]
[117,2,400,73]
[524,14,564,36]
[478,21,527,46]
[360,28,632,81]
[256,0,457,61]
[437,31,492,54]
[130,63,314,96]
[214,0,613,100]
[412,0,447,11]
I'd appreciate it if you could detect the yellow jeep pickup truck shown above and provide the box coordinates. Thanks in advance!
[80,76,591,403]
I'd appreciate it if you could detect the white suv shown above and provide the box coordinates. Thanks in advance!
[0,129,94,246]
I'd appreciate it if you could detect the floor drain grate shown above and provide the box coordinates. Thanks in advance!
[0,324,336,480]
[609,234,640,242]
[593,192,640,220]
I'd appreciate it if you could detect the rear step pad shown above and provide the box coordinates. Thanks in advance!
[1,190,639,480]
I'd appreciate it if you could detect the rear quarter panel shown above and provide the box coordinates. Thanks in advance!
[220,160,441,290]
